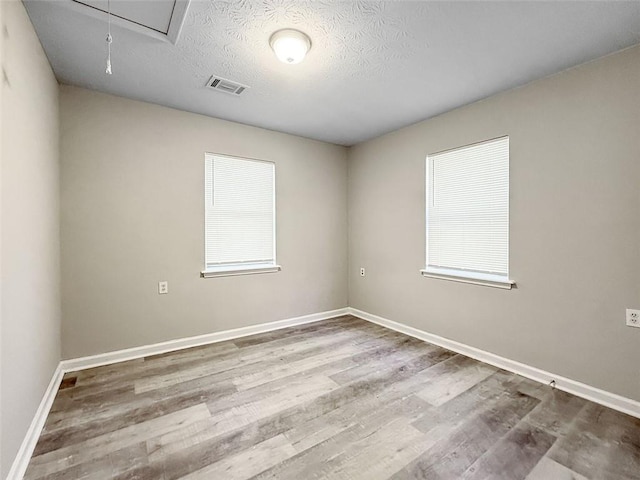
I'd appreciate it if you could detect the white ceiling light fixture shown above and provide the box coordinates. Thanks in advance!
[269,29,311,65]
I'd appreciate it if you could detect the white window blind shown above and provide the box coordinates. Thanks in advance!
[425,136,511,286]
[204,154,276,274]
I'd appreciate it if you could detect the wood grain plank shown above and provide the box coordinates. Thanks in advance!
[526,457,588,480]
[134,327,374,394]
[231,343,368,391]
[179,434,296,480]
[460,420,557,480]
[253,395,432,480]
[416,360,498,406]
[524,388,586,437]
[390,389,540,479]
[146,375,339,461]
[206,375,340,437]
[548,403,640,480]
[411,369,523,434]
[329,338,447,386]
[26,404,211,478]
[34,380,236,456]
[24,442,148,480]
[312,418,430,480]
[231,315,369,348]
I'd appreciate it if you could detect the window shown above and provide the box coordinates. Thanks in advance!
[422,136,514,289]
[202,153,279,278]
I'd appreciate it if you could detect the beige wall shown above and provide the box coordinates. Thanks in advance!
[1,1,61,477]
[0,1,4,472]
[0,1,4,473]
[348,45,640,401]
[60,86,348,359]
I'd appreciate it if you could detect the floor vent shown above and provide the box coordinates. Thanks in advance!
[206,76,249,96]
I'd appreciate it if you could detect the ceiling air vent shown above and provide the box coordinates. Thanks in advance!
[206,76,249,96]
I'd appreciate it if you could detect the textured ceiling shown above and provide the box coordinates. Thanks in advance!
[24,0,640,146]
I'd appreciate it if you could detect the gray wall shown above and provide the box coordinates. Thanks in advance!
[348,45,640,402]
[60,86,348,359]
[1,1,61,477]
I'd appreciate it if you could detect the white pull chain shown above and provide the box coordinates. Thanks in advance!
[105,0,112,75]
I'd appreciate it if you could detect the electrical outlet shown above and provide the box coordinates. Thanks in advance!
[158,281,168,295]
[626,309,640,328]
[360,267,365,277]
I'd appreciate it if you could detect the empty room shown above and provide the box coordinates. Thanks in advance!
[2,0,640,479]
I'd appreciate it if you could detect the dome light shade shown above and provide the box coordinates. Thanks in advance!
[269,29,311,65]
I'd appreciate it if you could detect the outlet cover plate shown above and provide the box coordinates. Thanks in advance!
[626,309,640,328]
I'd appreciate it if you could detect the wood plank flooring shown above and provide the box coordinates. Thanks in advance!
[24,315,640,479]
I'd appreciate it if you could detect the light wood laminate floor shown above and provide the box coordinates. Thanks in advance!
[25,315,640,479]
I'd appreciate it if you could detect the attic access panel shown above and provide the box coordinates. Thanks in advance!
[69,0,190,43]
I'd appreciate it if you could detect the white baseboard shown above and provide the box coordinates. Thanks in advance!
[348,307,640,419]
[6,364,64,480]
[60,307,350,372]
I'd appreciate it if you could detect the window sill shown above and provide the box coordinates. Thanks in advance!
[420,268,515,290]
[201,265,281,278]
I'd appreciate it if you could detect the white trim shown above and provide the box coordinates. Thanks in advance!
[348,307,640,419]
[201,264,281,278]
[60,0,191,45]
[420,269,515,290]
[165,0,191,44]
[6,364,64,480]
[61,308,349,372]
